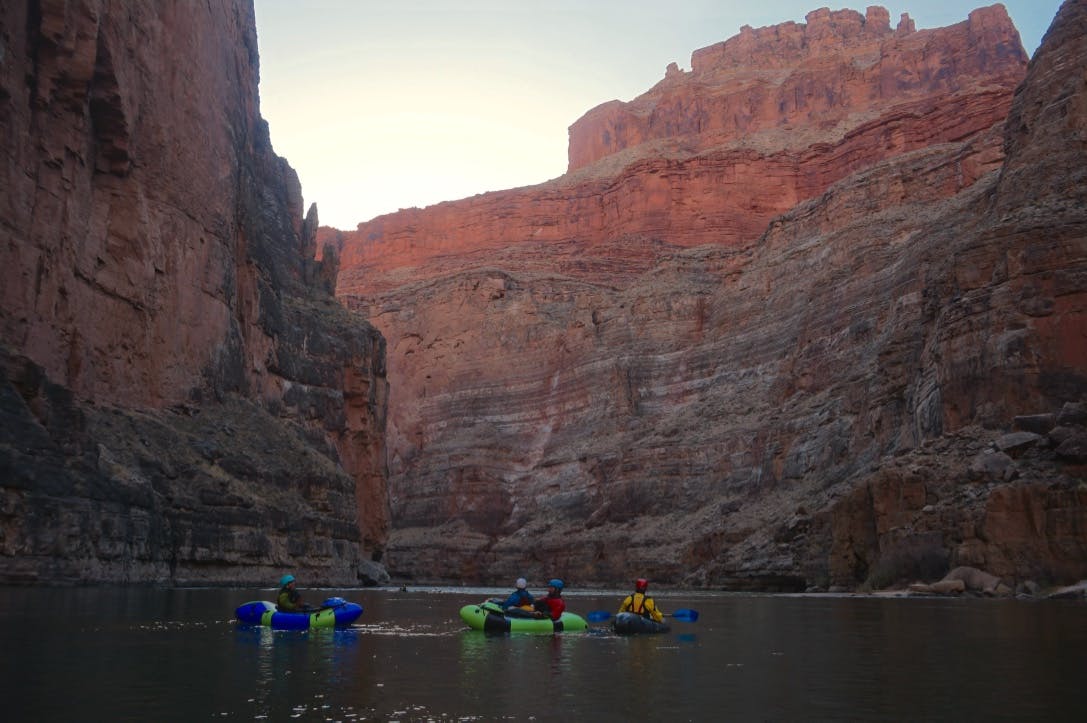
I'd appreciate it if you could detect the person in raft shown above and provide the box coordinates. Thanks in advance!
[500,577,535,611]
[618,578,664,622]
[533,578,566,620]
[276,574,315,613]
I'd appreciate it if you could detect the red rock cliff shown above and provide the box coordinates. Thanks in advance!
[337,4,1026,298]
[568,5,1024,170]
[0,1,388,584]
[336,4,1086,591]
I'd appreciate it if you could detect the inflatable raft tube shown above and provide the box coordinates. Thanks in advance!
[235,597,363,629]
[460,601,588,633]
[612,611,670,635]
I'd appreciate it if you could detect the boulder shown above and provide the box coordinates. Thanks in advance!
[1054,431,1087,463]
[942,566,1003,593]
[968,450,1016,482]
[1056,403,1087,427]
[359,559,392,587]
[930,579,966,595]
[994,432,1044,458]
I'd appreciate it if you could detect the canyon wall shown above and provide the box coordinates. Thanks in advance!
[0,1,388,584]
[566,5,1024,170]
[336,3,1086,590]
[336,4,1025,297]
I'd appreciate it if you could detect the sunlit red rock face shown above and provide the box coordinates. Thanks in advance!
[338,3,1087,591]
[567,5,1025,170]
[0,1,388,584]
[337,4,1025,297]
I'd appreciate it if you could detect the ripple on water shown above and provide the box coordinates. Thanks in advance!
[351,622,460,637]
[241,696,505,721]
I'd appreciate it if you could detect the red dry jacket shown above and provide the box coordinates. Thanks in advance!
[539,595,565,621]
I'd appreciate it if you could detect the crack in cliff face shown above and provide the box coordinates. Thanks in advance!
[19,1,43,104]
[88,34,130,176]
[71,265,145,312]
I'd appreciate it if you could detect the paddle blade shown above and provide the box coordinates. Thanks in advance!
[586,610,613,622]
[670,608,699,622]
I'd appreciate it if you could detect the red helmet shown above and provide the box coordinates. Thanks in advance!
[635,578,649,592]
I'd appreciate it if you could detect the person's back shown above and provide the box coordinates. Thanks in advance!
[502,577,534,610]
[535,578,566,621]
[618,578,663,622]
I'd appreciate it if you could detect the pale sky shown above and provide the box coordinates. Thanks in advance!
[254,1,1063,230]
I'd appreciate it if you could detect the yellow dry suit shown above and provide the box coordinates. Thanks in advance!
[618,591,664,622]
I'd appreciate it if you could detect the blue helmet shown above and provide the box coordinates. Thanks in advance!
[280,574,295,587]
[548,578,564,590]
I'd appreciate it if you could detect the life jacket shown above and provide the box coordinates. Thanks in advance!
[277,587,303,612]
[630,592,654,618]
[538,594,565,620]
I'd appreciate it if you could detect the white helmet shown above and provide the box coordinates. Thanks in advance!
[516,577,527,589]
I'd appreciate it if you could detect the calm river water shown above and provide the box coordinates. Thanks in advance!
[2,586,1084,721]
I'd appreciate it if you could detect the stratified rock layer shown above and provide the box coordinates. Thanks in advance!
[0,1,388,584]
[337,4,1086,590]
[567,6,1024,170]
[337,4,1025,296]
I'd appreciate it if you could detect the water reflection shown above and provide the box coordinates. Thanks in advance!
[229,623,372,719]
[455,629,581,714]
[2,587,1084,721]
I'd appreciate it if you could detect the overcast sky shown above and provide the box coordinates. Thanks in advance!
[254,1,1064,230]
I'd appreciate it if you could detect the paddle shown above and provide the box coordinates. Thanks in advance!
[587,608,699,623]
[669,608,699,622]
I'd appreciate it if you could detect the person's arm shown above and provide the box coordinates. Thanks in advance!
[648,598,664,622]
[553,599,566,620]
[618,595,632,614]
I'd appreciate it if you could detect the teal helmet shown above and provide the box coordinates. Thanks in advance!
[548,578,564,590]
[280,574,295,587]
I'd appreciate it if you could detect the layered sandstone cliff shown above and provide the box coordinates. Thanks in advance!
[0,1,388,584]
[336,4,1025,297]
[566,5,1024,170]
[337,4,1086,590]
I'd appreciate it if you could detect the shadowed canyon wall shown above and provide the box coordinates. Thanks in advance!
[0,1,388,584]
[335,3,1087,590]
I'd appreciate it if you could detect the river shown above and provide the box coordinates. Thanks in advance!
[2,586,1084,721]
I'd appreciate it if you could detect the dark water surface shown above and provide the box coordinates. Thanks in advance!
[2,586,1084,721]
